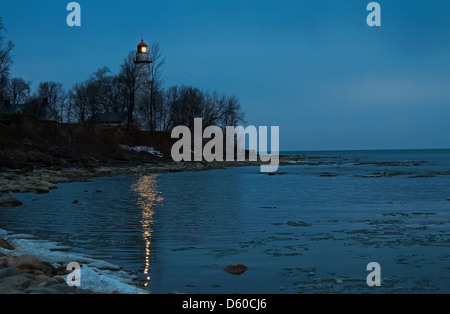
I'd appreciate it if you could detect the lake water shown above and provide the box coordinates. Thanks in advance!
[1,149,450,293]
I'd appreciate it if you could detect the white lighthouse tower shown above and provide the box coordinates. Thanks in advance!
[134,38,152,129]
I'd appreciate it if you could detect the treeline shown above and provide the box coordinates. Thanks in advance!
[0,18,245,131]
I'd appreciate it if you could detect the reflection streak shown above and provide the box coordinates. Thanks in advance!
[132,175,163,288]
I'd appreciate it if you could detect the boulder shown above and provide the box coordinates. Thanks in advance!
[21,268,45,276]
[223,263,248,276]
[38,261,58,276]
[33,186,49,194]
[23,287,56,294]
[0,195,23,207]
[0,267,21,280]
[30,276,64,289]
[34,274,54,282]
[0,256,14,268]
[1,275,32,290]
[46,283,80,294]
[9,254,41,271]
[0,238,14,250]
[39,181,57,190]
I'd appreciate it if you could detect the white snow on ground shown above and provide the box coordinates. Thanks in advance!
[0,228,148,294]
[119,145,163,158]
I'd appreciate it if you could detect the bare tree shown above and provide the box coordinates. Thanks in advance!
[110,75,126,114]
[88,67,119,114]
[9,77,31,104]
[217,94,246,130]
[22,95,48,120]
[0,18,14,105]
[159,85,179,131]
[203,91,222,126]
[37,82,66,122]
[68,81,89,123]
[170,86,205,130]
[118,51,141,127]
[143,42,166,131]
[159,86,245,132]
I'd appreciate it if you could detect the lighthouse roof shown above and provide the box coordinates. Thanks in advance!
[138,39,148,47]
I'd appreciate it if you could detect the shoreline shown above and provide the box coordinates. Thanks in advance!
[1,153,304,197]
[0,159,266,196]
[0,228,148,294]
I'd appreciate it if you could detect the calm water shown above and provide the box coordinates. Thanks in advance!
[1,149,450,293]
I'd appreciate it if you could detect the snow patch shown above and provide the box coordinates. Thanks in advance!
[119,145,163,158]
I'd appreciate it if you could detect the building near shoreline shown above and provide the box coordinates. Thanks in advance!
[0,100,24,115]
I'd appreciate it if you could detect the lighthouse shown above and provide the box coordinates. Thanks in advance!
[134,38,152,129]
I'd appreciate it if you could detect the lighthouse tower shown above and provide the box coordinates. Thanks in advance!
[134,38,152,129]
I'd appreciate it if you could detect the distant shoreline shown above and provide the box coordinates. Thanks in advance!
[0,160,266,196]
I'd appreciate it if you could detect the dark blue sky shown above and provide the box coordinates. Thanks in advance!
[1,0,449,150]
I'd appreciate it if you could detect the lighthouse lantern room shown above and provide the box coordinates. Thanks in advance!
[135,39,152,64]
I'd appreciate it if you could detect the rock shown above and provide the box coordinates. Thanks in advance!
[72,200,82,205]
[34,274,54,282]
[31,276,64,288]
[286,221,312,227]
[0,195,23,207]
[21,268,45,276]
[0,256,13,268]
[46,283,80,294]
[223,264,248,276]
[55,265,69,276]
[33,186,49,194]
[0,238,14,250]
[2,275,32,290]
[0,267,21,279]
[38,181,57,190]
[9,254,41,271]
[38,261,58,276]
[23,287,55,294]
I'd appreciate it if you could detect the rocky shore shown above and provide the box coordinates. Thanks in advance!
[0,238,99,294]
[0,159,266,197]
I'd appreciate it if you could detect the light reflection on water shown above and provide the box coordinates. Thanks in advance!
[132,175,163,287]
